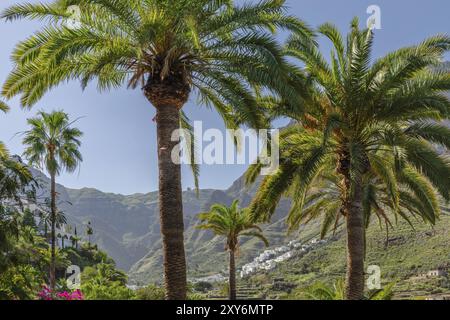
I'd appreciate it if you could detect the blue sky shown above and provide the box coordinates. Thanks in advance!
[0,0,449,195]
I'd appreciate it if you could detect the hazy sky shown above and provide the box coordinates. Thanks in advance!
[0,0,449,195]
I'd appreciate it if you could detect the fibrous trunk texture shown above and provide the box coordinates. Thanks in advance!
[145,78,189,300]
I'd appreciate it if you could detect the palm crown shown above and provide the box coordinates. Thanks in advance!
[22,110,83,176]
[248,18,450,229]
[1,0,311,127]
[198,200,268,251]
[246,19,450,299]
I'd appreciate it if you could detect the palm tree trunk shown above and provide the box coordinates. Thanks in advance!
[156,104,187,300]
[50,172,57,291]
[344,180,365,300]
[229,249,237,300]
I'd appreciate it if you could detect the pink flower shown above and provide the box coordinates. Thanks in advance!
[37,286,84,301]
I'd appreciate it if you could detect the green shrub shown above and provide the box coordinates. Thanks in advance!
[0,265,43,300]
[135,284,165,300]
[80,262,134,300]
[193,281,213,293]
[82,281,136,300]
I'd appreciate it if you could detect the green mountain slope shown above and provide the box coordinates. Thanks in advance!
[24,165,450,297]
[246,210,450,299]
[28,168,297,284]
[26,159,450,288]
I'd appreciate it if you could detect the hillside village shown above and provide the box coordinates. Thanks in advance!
[240,239,328,278]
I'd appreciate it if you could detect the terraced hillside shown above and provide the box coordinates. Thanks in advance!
[243,210,450,300]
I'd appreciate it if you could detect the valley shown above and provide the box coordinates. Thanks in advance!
[28,166,450,300]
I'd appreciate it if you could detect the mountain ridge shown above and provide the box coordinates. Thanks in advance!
[26,166,297,284]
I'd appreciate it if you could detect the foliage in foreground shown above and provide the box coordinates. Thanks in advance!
[290,279,394,300]
[81,262,135,300]
[134,283,206,300]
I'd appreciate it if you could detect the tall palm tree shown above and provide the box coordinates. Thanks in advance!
[22,110,83,291]
[246,18,450,299]
[197,200,268,300]
[1,0,311,299]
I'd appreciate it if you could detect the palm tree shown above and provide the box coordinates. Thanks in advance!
[73,226,80,249]
[246,18,450,299]
[86,221,93,247]
[37,210,50,240]
[1,0,311,299]
[197,200,268,300]
[22,110,83,291]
